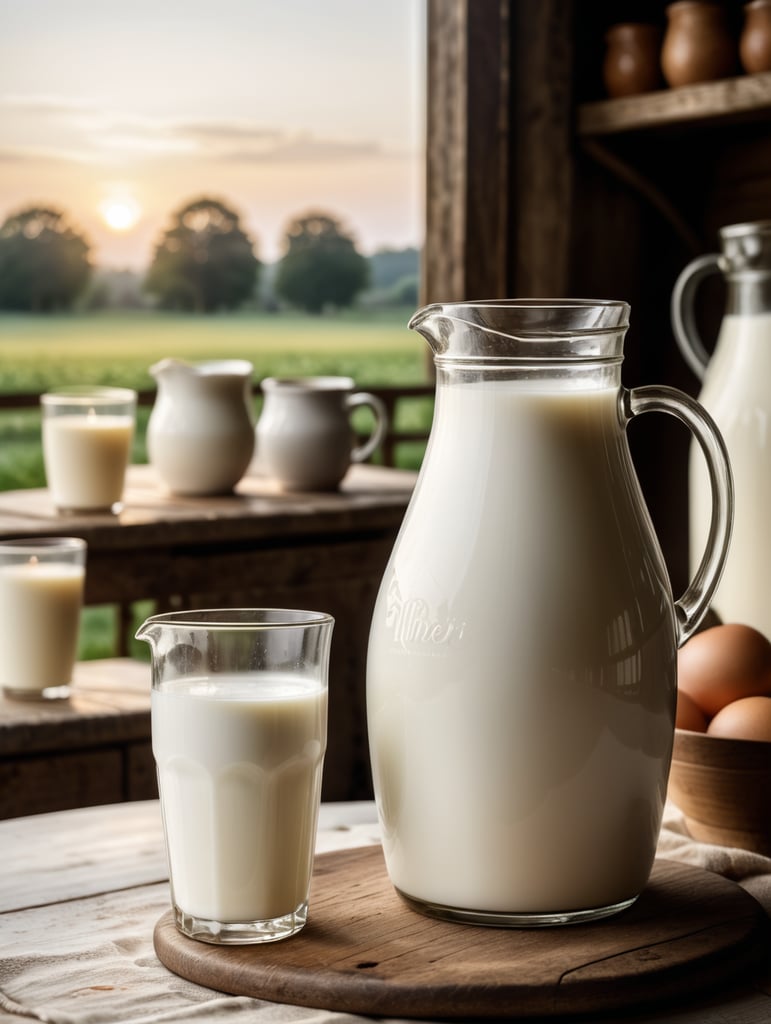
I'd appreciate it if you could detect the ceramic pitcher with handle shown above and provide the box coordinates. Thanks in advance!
[147,358,255,496]
[256,376,388,491]
[367,299,733,927]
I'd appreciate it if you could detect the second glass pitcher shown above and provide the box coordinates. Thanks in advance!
[673,220,771,637]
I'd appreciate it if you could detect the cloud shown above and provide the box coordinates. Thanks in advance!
[179,121,283,143]
[0,144,96,165]
[173,120,386,163]
[0,94,102,115]
[0,95,397,166]
[174,121,387,164]
[223,134,382,163]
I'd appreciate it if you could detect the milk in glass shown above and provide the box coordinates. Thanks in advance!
[43,414,134,511]
[152,674,327,923]
[0,560,84,693]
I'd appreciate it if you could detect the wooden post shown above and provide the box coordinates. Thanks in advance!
[423,0,575,303]
[423,0,510,303]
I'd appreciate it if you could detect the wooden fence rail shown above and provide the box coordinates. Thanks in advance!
[0,383,435,469]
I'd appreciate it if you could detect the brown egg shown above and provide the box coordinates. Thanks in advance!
[675,689,708,732]
[707,696,771,742]
[677,624,771,718]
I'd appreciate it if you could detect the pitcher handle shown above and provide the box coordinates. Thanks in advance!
[346,392,389,463]
[625,385,733,646]
[671,253,722,381]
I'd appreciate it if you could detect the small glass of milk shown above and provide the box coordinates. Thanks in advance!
[0,537,86,700]
[41,387,137,514]
[136,607,334,945]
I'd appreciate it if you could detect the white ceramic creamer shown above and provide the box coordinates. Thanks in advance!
[673,222,771,638]
[147,358,255,496]
[367,299,733,927]
[256,376,388,491]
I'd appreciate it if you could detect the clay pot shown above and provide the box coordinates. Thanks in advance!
[740,0,771,73]
[603,23,664,97]
[661,1,737,87]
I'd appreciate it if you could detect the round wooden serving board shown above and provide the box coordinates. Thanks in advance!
[154,845,768,1020]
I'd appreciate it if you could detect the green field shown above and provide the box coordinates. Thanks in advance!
[0,308,432,660]
[0,307,425,390]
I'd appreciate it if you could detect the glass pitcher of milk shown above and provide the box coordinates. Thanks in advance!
[673,220,771,637]
[367,299,733,927]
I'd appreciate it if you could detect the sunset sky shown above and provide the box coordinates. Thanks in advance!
[0,0,425,270]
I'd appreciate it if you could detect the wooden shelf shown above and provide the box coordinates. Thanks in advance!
[578,72,771,137]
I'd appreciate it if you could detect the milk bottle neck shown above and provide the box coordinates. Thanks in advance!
[725,274,771,316]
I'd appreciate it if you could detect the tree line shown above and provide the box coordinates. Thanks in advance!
[0,197,417,314]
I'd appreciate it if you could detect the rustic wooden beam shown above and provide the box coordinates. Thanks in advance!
[424,0,575,302]
[508,0,575,297]
[423,0,510,302]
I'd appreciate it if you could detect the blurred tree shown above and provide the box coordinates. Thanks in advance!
[0,207,91,311]
[145,197,260,313]
[275,211,369,313]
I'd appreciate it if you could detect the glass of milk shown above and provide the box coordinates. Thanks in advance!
[41,387,137,514]
[0,537,86,700]
[136,607,334,945]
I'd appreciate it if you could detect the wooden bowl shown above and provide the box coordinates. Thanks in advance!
[668,729,771,856]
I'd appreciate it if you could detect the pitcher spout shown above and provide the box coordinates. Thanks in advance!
[134,619,163,651]
[408,302,469,358]
[149,357,193,381]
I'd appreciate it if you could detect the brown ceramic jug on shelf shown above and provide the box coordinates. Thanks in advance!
[740,0,771,73]
[661,1,737,87]
[603,23,663,97]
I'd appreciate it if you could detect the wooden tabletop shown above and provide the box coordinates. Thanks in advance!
[0,462,417,606]
[0,461,417,552]
[1,800,770,1024]
[0,658,150,757]
[0,658,154,818]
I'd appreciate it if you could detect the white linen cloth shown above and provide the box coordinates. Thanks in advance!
[658,800,771,915]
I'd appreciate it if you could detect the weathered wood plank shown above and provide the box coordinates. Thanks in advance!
[0,659,150,757]
[0,748,124,819]
[424,0,509,302]
[578,72,771,137]
[509,0,574,296]
[0,463,416,555]
[0,800,166,911]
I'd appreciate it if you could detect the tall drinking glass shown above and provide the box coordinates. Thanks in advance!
[0,537,86,700]
[41,386,137,514]
[136,608,334,944]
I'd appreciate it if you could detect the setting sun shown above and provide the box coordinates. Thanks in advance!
[99,198,141,232]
